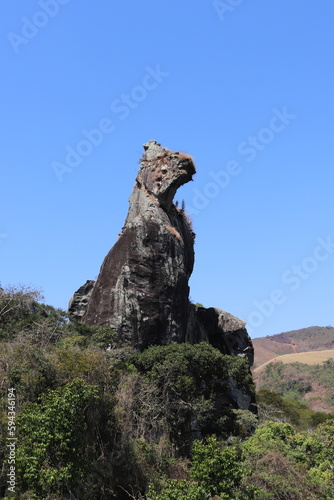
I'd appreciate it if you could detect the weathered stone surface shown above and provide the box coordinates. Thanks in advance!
[68,280,95,321]
[82,141,196,349]
[187,306,254,366]
[72,140,254,373]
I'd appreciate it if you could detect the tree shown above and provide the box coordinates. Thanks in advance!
[16,378,113,499]
[0,285,43,340]
[130,343,256,451]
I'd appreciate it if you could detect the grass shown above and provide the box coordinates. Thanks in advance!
[254,349,334,373]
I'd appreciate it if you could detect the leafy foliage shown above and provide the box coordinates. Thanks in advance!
[17,379,100,496]
[148,435,255,500]
[257,389,334,430]
[241,421,334,499]
[130,343,256,451]
[0,285,333,499]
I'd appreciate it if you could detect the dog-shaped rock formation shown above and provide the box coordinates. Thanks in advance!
[69,140,254,367]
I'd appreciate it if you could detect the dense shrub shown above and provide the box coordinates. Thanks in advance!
[257,389,334,430]
[241,422,333,499]
[130,343,256,451]
[148,435,255,500]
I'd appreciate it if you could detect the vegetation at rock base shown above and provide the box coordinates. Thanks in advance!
[0,286,333,499]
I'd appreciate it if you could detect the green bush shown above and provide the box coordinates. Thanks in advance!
[257,389,334,430]
[190,436,247,498]
[15,379,115,499]
[130,343,256,450]
[147,479,205,500]
[241,422,332,499]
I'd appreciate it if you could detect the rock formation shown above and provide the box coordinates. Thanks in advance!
[69,140,254,366]
[78,140,195,349]
[68,280,95,321]
[187,306,254,364]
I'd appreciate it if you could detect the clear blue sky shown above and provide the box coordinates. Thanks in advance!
[1,1,333,338]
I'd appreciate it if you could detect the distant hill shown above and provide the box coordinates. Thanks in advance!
[252,326,334,370]
[252,326,334,414]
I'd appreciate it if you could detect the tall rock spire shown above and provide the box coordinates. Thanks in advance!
[82,141,196,349]
[70,140,254,368]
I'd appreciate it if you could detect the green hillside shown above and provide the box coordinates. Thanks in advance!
[1,286,334,499]
[254,358,334,413]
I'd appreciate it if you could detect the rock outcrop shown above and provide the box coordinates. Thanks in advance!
[70,140,254,368]
[81,141,196,349]
[187,306,254,365]
[68,280,95,321]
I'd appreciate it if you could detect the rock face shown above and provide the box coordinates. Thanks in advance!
[72,140,254,369]
[82,141,196,349]
[68,280,95,321]
[187,306,254,365]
